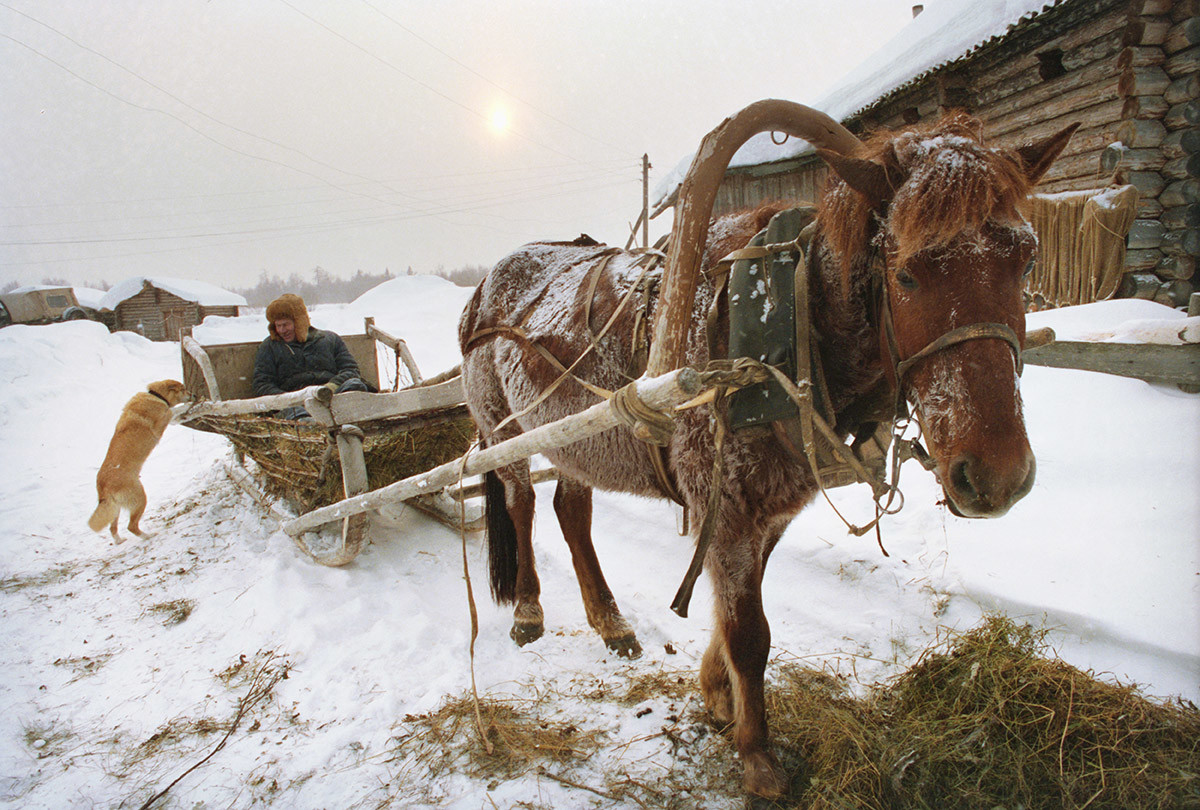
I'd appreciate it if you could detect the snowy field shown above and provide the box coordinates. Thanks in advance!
[0,275,1196,808]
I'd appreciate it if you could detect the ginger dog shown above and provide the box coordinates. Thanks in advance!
[88,379,190,543]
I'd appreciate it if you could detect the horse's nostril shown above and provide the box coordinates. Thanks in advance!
[949,455,976,500]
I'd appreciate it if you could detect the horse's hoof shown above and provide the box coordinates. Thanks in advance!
[510,621,544,646]
[604,634,642,659]
[742,751,787,799]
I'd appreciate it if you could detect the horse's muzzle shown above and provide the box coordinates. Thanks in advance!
[942,451,1036,518]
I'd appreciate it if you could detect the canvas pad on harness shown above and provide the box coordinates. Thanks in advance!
[721,207,891,488]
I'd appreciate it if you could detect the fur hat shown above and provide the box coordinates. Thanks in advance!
[265,294,311,342]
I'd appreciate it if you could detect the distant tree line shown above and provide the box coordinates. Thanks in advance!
[434,264,490,287]
[3,262,490,305]
[232,267,400,307]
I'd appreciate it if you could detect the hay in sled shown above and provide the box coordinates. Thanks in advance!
[186,406,476,513]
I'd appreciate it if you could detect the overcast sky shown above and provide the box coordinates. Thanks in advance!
[1,0,918,290]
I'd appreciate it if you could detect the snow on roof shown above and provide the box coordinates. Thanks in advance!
[653,0,1062,209]
[72,287,107,309]
[99,276,247,309]
[8,284,73,294]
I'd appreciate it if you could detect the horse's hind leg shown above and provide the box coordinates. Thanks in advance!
[552,477,641,658]
[488,462,543,646]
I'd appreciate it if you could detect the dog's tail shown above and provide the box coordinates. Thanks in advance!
[88,498,118,533]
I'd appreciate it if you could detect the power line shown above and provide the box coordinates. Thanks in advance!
[0,2,405,200]
[1,174,636,247]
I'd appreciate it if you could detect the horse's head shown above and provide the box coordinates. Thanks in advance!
[819,115,1077,518]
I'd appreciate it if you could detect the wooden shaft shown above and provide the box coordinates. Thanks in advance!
[282,367,701,537]
[646,100,861,377]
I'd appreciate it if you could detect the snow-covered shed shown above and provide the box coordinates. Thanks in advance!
[654,0,1197,308]
[100,277,247,341]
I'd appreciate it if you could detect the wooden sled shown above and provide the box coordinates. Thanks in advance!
[177,317,486,566]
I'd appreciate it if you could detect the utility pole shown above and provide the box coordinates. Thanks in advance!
[642,153,650,249]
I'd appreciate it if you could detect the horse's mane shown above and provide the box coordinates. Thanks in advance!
[817,112,1034,270]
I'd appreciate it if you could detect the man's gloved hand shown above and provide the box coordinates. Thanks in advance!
[322,381,339,395]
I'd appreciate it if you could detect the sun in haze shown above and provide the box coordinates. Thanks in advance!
[489,106,510,135]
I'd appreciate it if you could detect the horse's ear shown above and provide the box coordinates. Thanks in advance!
[818,145,906,208]
[1017,122,1080,184]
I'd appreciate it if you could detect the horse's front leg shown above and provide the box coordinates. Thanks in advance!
[703,526,787,799]
[552,477,641,658]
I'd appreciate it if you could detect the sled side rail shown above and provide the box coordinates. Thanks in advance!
[282,367,702,538]
[364,317,423,384]
[177,375,465,425]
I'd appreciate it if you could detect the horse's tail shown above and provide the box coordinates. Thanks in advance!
[484,470,519,604]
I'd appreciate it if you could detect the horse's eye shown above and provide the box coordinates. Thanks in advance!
[895,270,919,290]
[1023,257,1036,277]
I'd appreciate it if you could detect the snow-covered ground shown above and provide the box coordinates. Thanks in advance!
[0,276,1196,808]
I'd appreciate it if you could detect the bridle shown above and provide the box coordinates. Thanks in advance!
[869,234,1025,401]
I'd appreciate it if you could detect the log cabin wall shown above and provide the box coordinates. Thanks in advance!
[112,282,238,341]
[709,0,1198,308]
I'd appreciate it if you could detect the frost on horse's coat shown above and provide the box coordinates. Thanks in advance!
[458,110,1077,799]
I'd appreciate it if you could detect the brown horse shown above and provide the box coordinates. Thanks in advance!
[458,102,1076,798]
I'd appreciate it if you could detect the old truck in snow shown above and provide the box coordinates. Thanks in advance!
[0,286,98,328]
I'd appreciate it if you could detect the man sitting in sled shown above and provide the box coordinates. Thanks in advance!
[253,293,371,420]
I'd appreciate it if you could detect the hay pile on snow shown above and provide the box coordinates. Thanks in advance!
[768,616,1200,809]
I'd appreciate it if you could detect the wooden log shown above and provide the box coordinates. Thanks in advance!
[988,97,1122,143]
[1022,340,1200,385]
[1126,170,1167,198]
[1123,16,1171,47]
[1165,18,1200,55]
[1118,271,1165,298]
[1164,153,1200,178]
[1161,178,1200,206]
[1118,45,1165,69]
[1117,118,1168,147]
[1165,44,1200,78]
[1128,218,1167,249]
[1165,73,1200,105]
[1120,65,1171,96]
[1101,144,1167,172]
[1167,100,1200,130]
[1162,227,1200,255]
[1130,0,1172,14]
[1162,203,1200,228]
[283,367,704,537]
[1124,248,1166,270]
[1138,196,1165,219]
[1163,128,1200,158]
[1155,278,1196,307]
[1123,94,1170,119]
[1158,254,1197,279]
[1171,0,1199,22]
